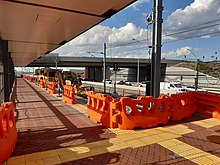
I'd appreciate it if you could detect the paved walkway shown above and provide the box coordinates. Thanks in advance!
[4,78,220,165]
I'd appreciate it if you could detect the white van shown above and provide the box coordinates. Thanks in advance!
[160,81,184,92]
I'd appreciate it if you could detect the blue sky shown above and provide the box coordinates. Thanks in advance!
[101,0,194,28]
[55,0,220,61]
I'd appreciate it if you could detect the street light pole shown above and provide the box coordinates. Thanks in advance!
[103,43,106,93]
[187,49,199,90]
[195,59,199,90]
[131,38,140,86]
[137,56,139,86]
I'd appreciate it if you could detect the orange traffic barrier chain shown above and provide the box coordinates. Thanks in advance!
[0,102,17,164]
[169,92,196,121]
[27,76,35,83]
[86,91,113,127]
[86,91,220,130]
[47,81,56,94]
[195,92,220,119]
[86,92,169,130]
[62,85,75,104]
[30,76,35,83]
[22,75,27,79]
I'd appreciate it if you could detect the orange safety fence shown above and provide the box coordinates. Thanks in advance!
[85,91,220,130]
[86,91,113,127]
[110,95,169,130]
[169,92,196,121]
[194,92,220,119]
[47,81,56,94]
[38,79,45,88]
[23,75,28,79]
[86,92,169,130]
[27,76,35,83]
[0,102,17,164]
[62,85,75,104]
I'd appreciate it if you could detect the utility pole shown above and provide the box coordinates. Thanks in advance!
[187,49,199,90]
[150,0,163,98]
[103,43,106,93]
[137,56,139,86]
[113,63,118,93]
[195,59,199,90]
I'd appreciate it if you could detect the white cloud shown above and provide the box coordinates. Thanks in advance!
[54,23,150,58]
[163,0,220,41]
[109,23,147,44]
[54,0,220,59]
[162,46,192,58]
[129,0,151,11]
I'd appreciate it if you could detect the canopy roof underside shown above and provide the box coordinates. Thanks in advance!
[0,0,136,66]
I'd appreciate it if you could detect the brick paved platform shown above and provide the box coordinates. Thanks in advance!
[3,78,220,165]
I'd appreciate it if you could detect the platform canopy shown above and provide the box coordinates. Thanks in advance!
[0,0,136,66]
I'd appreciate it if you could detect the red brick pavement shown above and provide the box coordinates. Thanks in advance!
[13,79,115,156]
[10,78,220,165]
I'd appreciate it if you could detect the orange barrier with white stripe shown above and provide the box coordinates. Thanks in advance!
[195,92,220,119]
[47,82,56,94]
[62,85,75,104]
[0,102,17,164]
[169,92,196,121]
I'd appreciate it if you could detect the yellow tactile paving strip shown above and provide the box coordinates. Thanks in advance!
[6,124,196,165]
[191,118,220,128]
[159,139,220,165]
[159,125,195,135]
[7,121,220,164]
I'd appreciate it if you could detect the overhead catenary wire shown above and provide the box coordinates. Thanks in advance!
[163,22,220,37]
[110,28,220,50]
[107,18,220,49]
[90,18,220,56]
[163,18,220,36]
[163,30,220,45]
[106,29,220,53]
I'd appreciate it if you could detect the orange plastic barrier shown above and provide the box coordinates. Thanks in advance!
[169,92,196,121]
[30,76,35,83]
[86,91,113,127]
[47,81,56,94]
[23,75,28,80]
[86,91,220,130]
[27,76,34,82]
[38,79,45,88]
[110,95,169,130]
[195,92,220,119]
[62,85,75,104]
[0,102,17,164]
[27,76,30,81]
[86,92,169,130]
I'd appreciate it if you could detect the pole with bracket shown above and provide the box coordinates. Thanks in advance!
[103,43,106,94]
[150,0,163,98]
